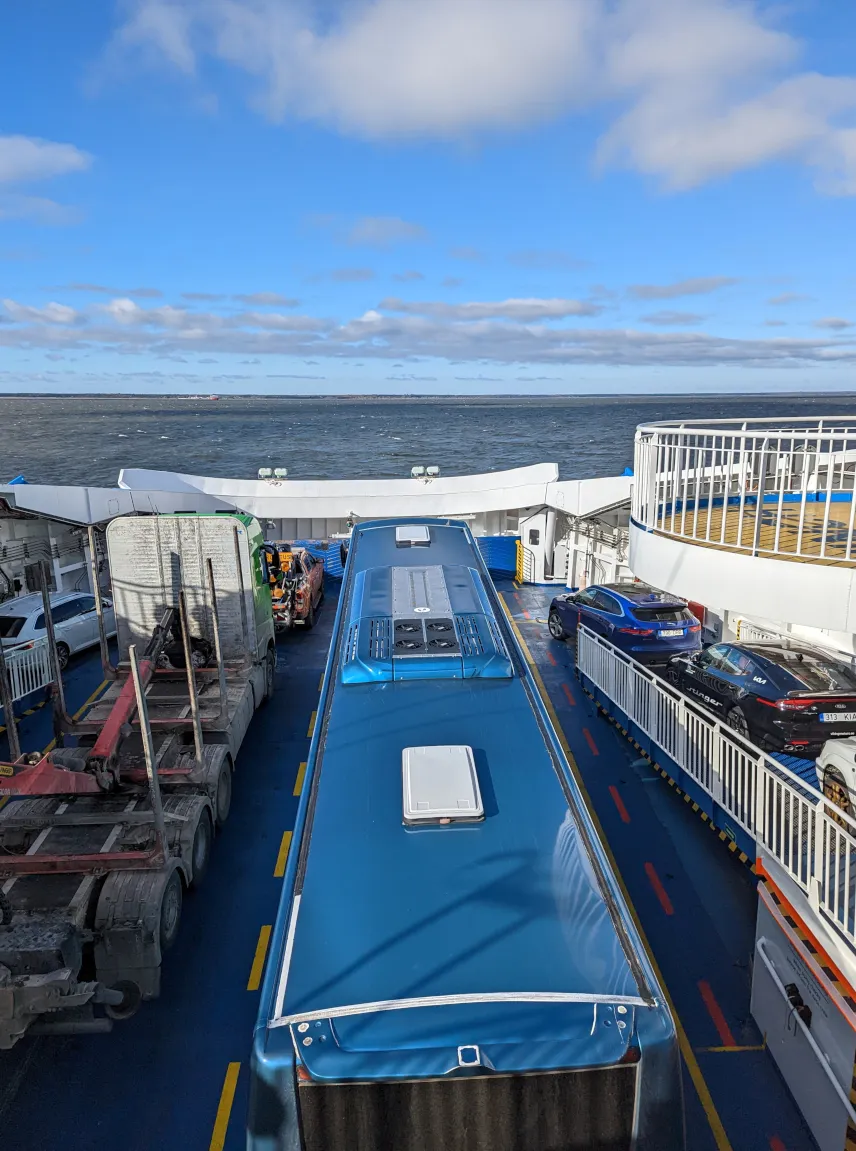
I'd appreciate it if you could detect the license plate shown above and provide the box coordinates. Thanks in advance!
[820,712,856,722]
[660,629,683,638]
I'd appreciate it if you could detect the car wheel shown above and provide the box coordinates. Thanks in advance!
[823,769,853,827]
[55,642,70,671]
[548,611,567,640]
[726,705,750,738]
[304,600,316,631]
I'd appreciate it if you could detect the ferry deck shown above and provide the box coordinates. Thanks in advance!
[0,575,817,1151]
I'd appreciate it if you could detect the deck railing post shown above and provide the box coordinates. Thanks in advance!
[0,637,21,763]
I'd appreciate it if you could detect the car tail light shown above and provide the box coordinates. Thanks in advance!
[758,698,814,711]
[618,627,654,636]
[688,624,701,633]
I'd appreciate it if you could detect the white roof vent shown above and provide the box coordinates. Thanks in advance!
[395,525,431,547]
[402,745,483,826]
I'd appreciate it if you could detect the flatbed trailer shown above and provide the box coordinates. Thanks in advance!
[0,513,276,1048]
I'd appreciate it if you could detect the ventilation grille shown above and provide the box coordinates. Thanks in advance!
[488,619,509,660]
[456,615,484,657]
[345,624,359,663]
[369,618,391,660]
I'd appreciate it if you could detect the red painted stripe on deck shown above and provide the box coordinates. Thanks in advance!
[561,682,576,707]
[513,592,521,603]
[698,980,737,1048]
[546,650,557,667]
[523,609,531,619]
[609,785,631,824]
[644,862,674,915]
[769,1138,788,1151]
[582,726,598,755]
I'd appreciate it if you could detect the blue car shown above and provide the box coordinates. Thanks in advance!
[548,582,702,665]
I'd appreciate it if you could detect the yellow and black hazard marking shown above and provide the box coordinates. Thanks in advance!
[759,873,856,1017]
[0,695,49,735]
[579,683,755,871]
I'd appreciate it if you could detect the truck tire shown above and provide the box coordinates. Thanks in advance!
[159,870,182,952]
[304,600,316,631]
[189,808,213,888]
[262,647,276,704]
[214,758,232,827]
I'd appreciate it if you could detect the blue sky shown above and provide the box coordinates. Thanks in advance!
[2,0,856,395]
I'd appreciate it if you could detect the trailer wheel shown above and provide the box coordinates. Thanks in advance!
[262,647,276,704]
[215,759,232,827]
[159,870,183,953]
[190,808,213,888]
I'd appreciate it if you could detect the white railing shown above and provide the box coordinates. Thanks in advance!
[577,625,856,953]
[632,417,856,563]
[1,640,53,708]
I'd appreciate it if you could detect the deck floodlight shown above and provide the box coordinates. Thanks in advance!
[411,466,425,478]
[273,468,288,479]
[426,466,440,477]
[258,468,273,479]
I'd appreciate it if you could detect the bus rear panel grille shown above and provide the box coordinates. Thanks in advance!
[298,1065,636,1151]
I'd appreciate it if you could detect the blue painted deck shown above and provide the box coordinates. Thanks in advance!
[0,575,819,1151]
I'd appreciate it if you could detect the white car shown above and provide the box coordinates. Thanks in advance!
[0,591,116,670]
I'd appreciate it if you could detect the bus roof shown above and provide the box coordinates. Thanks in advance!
[271,520,648,1067]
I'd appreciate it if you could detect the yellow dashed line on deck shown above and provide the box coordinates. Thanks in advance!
[274,830,292,878]
[306,710,317,739]
[500,596,734,1151]
[209,1062,241,1151]
[293,761,307,796]
[696,1045,766,1053]
[247,925,272,991]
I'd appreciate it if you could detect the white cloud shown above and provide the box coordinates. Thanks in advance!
[3,299,79,324]
[393,270,425,282]
[768,292,811,305]
[508,250,586,271]
[629,276,737,300]
[379,297,602,320]
[233,292,299,306]
[108,0,856,192]
[3,291,854,368]
[815,317,853,330]
[0,135,91,184]
[0,195,82,226]
[348,216,427,247]
[639,310,706,326]
[331,268,375,282]
[66,282,163,298]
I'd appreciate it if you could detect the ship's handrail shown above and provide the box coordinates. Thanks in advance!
[1,639,52,708]
[633,418,856,563]
[576,625,856,956]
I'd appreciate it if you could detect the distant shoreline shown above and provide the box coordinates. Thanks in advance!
[1,391,855,403]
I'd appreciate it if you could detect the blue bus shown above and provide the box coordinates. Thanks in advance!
[249,519,685,1151]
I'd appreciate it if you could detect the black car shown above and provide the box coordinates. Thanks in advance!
[666,640,856,756]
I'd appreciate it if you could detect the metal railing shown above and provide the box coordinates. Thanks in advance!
[632,417,856,563]
[2,641,52,707]
[576,625,856,953]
